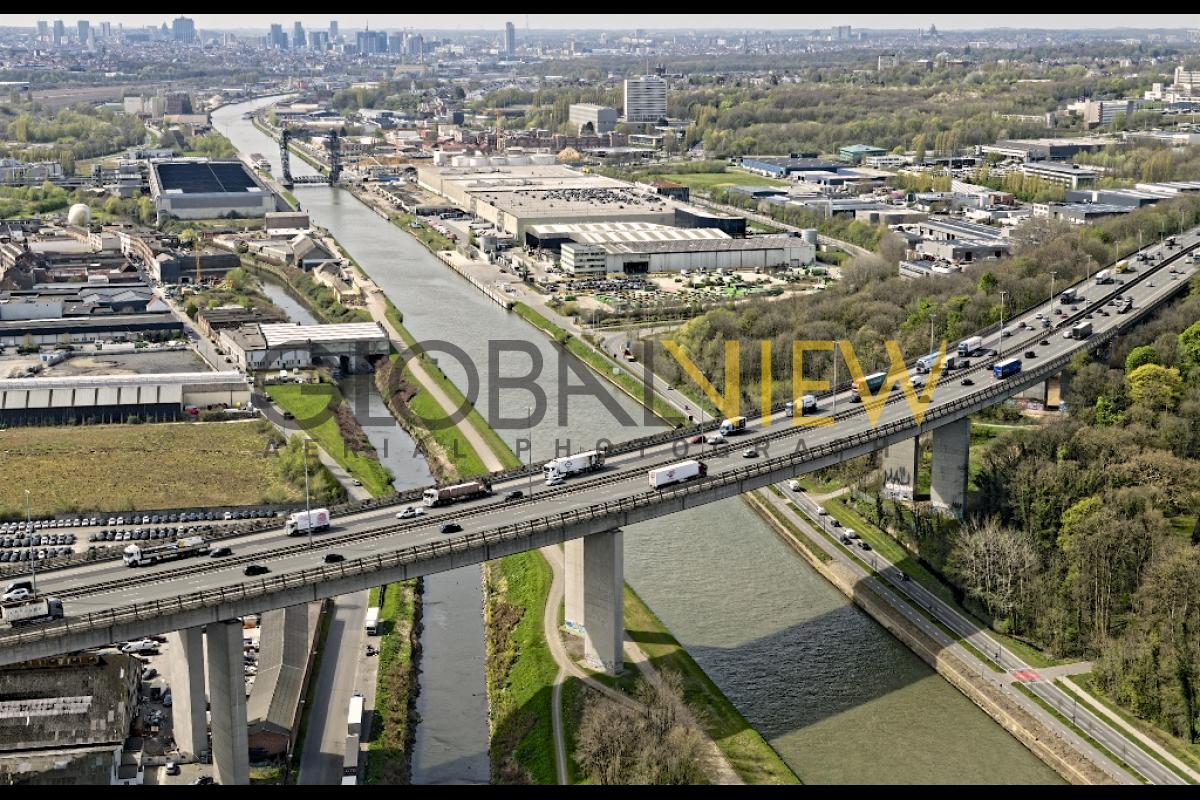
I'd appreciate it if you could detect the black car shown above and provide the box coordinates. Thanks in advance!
[504,490,524,502]
[1040,339,1050,346]
[244,564,270,576]
[961,377,975,386]
[323,553,345,564]
[440,523,463,535]
[1024,350,1036,359]
[209,547,233,558]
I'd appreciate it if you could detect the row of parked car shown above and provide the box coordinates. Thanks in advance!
[0,547,72,563]
[89,525,213,544]
[0,509,282,535]
[1,533,75,548]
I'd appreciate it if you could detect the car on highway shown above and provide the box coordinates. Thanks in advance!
[1024,350,1036,359]
[688,434,705,445]
[352,479,363,487]
[323,553,345,564]
[504,490,525,502]
[787,479,802,492]
[165,761,180,776]
[244,564,270,576]
[706,433,726,445]
[857,540,872,551]
[960,377,975,386]
[209,547,233,558]
[440,523,463,534]
[1040,339,1050,346]
[1,587,32,602]
[396,506,425,520]
[742,448,759,459]
[815,506,828,516]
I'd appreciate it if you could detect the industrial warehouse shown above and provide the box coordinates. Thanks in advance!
[415,162,744,239]
[0,371,250,426]
[530,222,816,275]
[219,322,390,372]
[149,159,278,221]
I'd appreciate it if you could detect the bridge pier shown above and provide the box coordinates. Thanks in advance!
[563,530,624,675]
[930,417,970,518]
[166,626,209,761]
[882,436,920,501]
[207,619,250,785]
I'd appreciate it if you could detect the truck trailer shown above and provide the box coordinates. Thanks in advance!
[124,536,210,567]
[1068,321,1093,340]
[718,416,748,435]
[284,508,331,537]
[543,450,605,483]
[1,597,64,627]
[422,480,491,507]
[957,336,984,358]
[648,460,707,489]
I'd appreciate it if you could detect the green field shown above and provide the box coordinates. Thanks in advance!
[265,383,395,496]
[0,420,302,517]
[646,170,789,190]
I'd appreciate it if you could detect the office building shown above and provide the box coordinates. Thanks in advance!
[171,16,194,44]
[838,144,887,164]
[36,20,48,42]
[406,33,424,58]
[1019,161,1099,190]
[52,20,64,46]
[1067,99,1138,129]
[624,75,667,123]
[309,31,328,51]
[569,104,618,134]
[505,21,516,55]
[76,20,90,45]
[292,21,306,49]
[269,24,288,50]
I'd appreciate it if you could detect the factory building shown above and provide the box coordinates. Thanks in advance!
[568,103,618,134]
[0,313,183,347]
[219,322,390,373]
[149,159,276,221]
[560,235,814,276]
[0,371,249,426]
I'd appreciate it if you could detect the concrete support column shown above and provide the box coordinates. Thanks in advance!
[930,417,971,518]
[882,435,920,501]
[166,626,208,761]
[563,531,625,674]
[207,619,249,786]
[563,538,586,636]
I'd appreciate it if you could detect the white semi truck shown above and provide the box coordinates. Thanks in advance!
[285,508,331,536]
[123,536,210,567]
[718,416,748,435]
[422,480,492,507]
[543,450,605,484]
[648,460,708,489]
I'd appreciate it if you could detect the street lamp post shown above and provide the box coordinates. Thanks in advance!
[832,340,838,417]
[301,438,314,550]
[25,489,36,594]
[526,405,534,500]
[1049,271,1057,314]
[999,291,1008,344]
[929,316,937,357]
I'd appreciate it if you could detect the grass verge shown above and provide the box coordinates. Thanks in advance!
[366,579,422,784]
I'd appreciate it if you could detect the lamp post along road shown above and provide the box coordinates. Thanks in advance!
[25,489,36,594]
[302,437,314,550]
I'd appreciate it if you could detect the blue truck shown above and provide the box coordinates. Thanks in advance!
[993,358,1022,379]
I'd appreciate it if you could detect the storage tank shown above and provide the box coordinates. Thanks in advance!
[799,229,819,246]
[530,153,556,165]
[432,150,447,166]
[506,154,530,166]
[67,203,91,227]
[451,155,469,167]
[468,157,488,167]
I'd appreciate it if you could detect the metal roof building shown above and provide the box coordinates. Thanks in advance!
[149,159,276,221]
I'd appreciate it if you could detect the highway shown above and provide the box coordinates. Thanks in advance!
[4,228,1198,661]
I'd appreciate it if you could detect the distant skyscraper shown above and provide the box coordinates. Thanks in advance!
[309,31,328,51]
[100,21,111,40]
[269,24,288,49]
[357,29,387,56]
[406,33,424,59]
[388,32,404,54]
[52,20,64,46]
[172,16,195,44]
[505,21,515,55]
[623,75,668,123]
[292,21,306,49]
[77,20,90,44]
[329,20,338,42]
[36,21,48,42]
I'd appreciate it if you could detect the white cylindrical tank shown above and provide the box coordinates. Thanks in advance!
[67,203,91,227]
[432,150,447,165]
[506,154,530,166]
[799,229,819,246]
[530,153,555,165]
[451,155,469,167]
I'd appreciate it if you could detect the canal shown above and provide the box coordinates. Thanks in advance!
[215,98,1061,784]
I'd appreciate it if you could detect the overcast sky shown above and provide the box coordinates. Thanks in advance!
[3,14,1198,32]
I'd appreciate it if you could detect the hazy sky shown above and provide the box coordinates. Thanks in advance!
[3,14,1198,32]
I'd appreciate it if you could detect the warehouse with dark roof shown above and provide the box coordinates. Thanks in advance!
[149,159,277,221]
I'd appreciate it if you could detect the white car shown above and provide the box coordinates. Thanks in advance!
[1,587,31,602]
[120,639,158,654]
[705,433,726,445]
[786,480,802,492]
[396,506,425,520]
